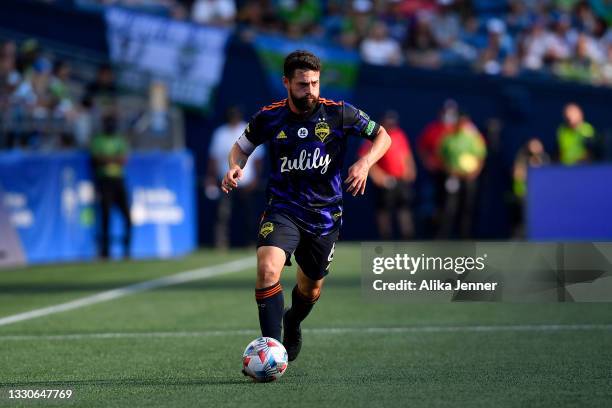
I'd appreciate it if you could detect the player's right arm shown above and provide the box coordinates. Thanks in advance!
[221,111,266,194]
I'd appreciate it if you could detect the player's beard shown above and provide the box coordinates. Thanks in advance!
[290,90,318,113]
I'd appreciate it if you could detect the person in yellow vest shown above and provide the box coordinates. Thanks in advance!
[557,103,596,165]
[438,112,487,239]
[90,113,132,259]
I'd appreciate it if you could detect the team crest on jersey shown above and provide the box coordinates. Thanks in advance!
[315,122,331,142]
[332,211,342,221]
[298,128,308,138]
[259,222,274,238]
[276,130,287,139]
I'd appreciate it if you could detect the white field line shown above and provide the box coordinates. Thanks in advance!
[0,257,255,328]
[1,324,612,341]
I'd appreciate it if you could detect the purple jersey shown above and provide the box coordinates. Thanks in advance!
[236,98,380,235]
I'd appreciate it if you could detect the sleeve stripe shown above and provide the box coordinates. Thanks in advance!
[236,133,256,155]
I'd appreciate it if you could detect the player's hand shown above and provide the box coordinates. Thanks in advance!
[221,166,243,193]
[345,157,370,196]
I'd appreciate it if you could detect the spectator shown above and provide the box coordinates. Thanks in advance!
[0,41,20,111]
[49,60,74,118]
[90,112,132,259]
[556,102,596,164]
[556,32,605,82]
[431,0,461,51]
[84,63,118,114]
[478,19,515,75]
[506,0,533,34]
[16,39,40,77]
[205,106,264,248]
[522,19,556,70]
[510,138,550,238]
[358,110,416,240]
[380,0,409,45]
[236,0,282,36]
[438,112,487,239]
[277,0,321,34]
[191,0,237,26]
[397,0,439,18]
[12,57,52,116]
[360,21,402,66]
[418,99,459,232]
[599,43,612,84]
[405,11,441,68]
[342,0,376,45]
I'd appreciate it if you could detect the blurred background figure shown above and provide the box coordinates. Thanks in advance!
[417,99,459,236]
[360,21,402,66]
[9,56,53,148]
[191,0,237,27]
[205,106,264,249]
[510,138,550,238]
[90,112,132,259]
[438,112,487,239]
[557,102,597,165]
[84,63,118,116]
[358,110,416,240]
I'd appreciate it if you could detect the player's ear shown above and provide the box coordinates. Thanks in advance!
[282,76,289,91]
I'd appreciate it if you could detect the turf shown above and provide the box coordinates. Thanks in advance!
[0,244,611,407]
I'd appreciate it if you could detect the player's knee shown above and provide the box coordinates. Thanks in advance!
[257,258,281,286]
[298,285,321,302]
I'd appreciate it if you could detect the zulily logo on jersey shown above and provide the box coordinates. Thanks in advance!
[280,148,331,175]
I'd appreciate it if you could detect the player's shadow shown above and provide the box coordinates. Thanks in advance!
[0,276,361,294]
[0,378,246,387]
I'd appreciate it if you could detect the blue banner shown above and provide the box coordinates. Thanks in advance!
[105,7,231,110]
[0,151,195,264]
[527,165,612,240]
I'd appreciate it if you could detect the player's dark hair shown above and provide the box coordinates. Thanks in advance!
[283,50,321,79]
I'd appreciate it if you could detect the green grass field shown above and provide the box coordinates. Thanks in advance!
[1,243,611,407]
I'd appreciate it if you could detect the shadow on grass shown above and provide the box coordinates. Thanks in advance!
[0,377,248,387]
[0,276,362,294]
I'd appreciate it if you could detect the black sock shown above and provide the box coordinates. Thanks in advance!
[255,282,284,341]
[287,285,319,326]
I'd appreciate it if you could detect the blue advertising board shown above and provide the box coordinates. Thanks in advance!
[527,165,612,240]
[0,151,195,264]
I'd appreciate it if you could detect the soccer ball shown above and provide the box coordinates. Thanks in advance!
[242,337,288,382]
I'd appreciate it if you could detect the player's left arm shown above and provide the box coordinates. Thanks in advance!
[345,126,392,196]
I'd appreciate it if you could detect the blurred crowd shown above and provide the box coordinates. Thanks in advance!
[0,38,120,149]
[0,37,178,150]
[40,0,612,86]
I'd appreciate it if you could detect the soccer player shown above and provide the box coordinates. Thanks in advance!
[221,50,391,361]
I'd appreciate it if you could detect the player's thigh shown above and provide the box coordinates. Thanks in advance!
[294,228,339,281]
[256,211,300,287]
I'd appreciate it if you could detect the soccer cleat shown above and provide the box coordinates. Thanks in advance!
[282,309,302,361]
